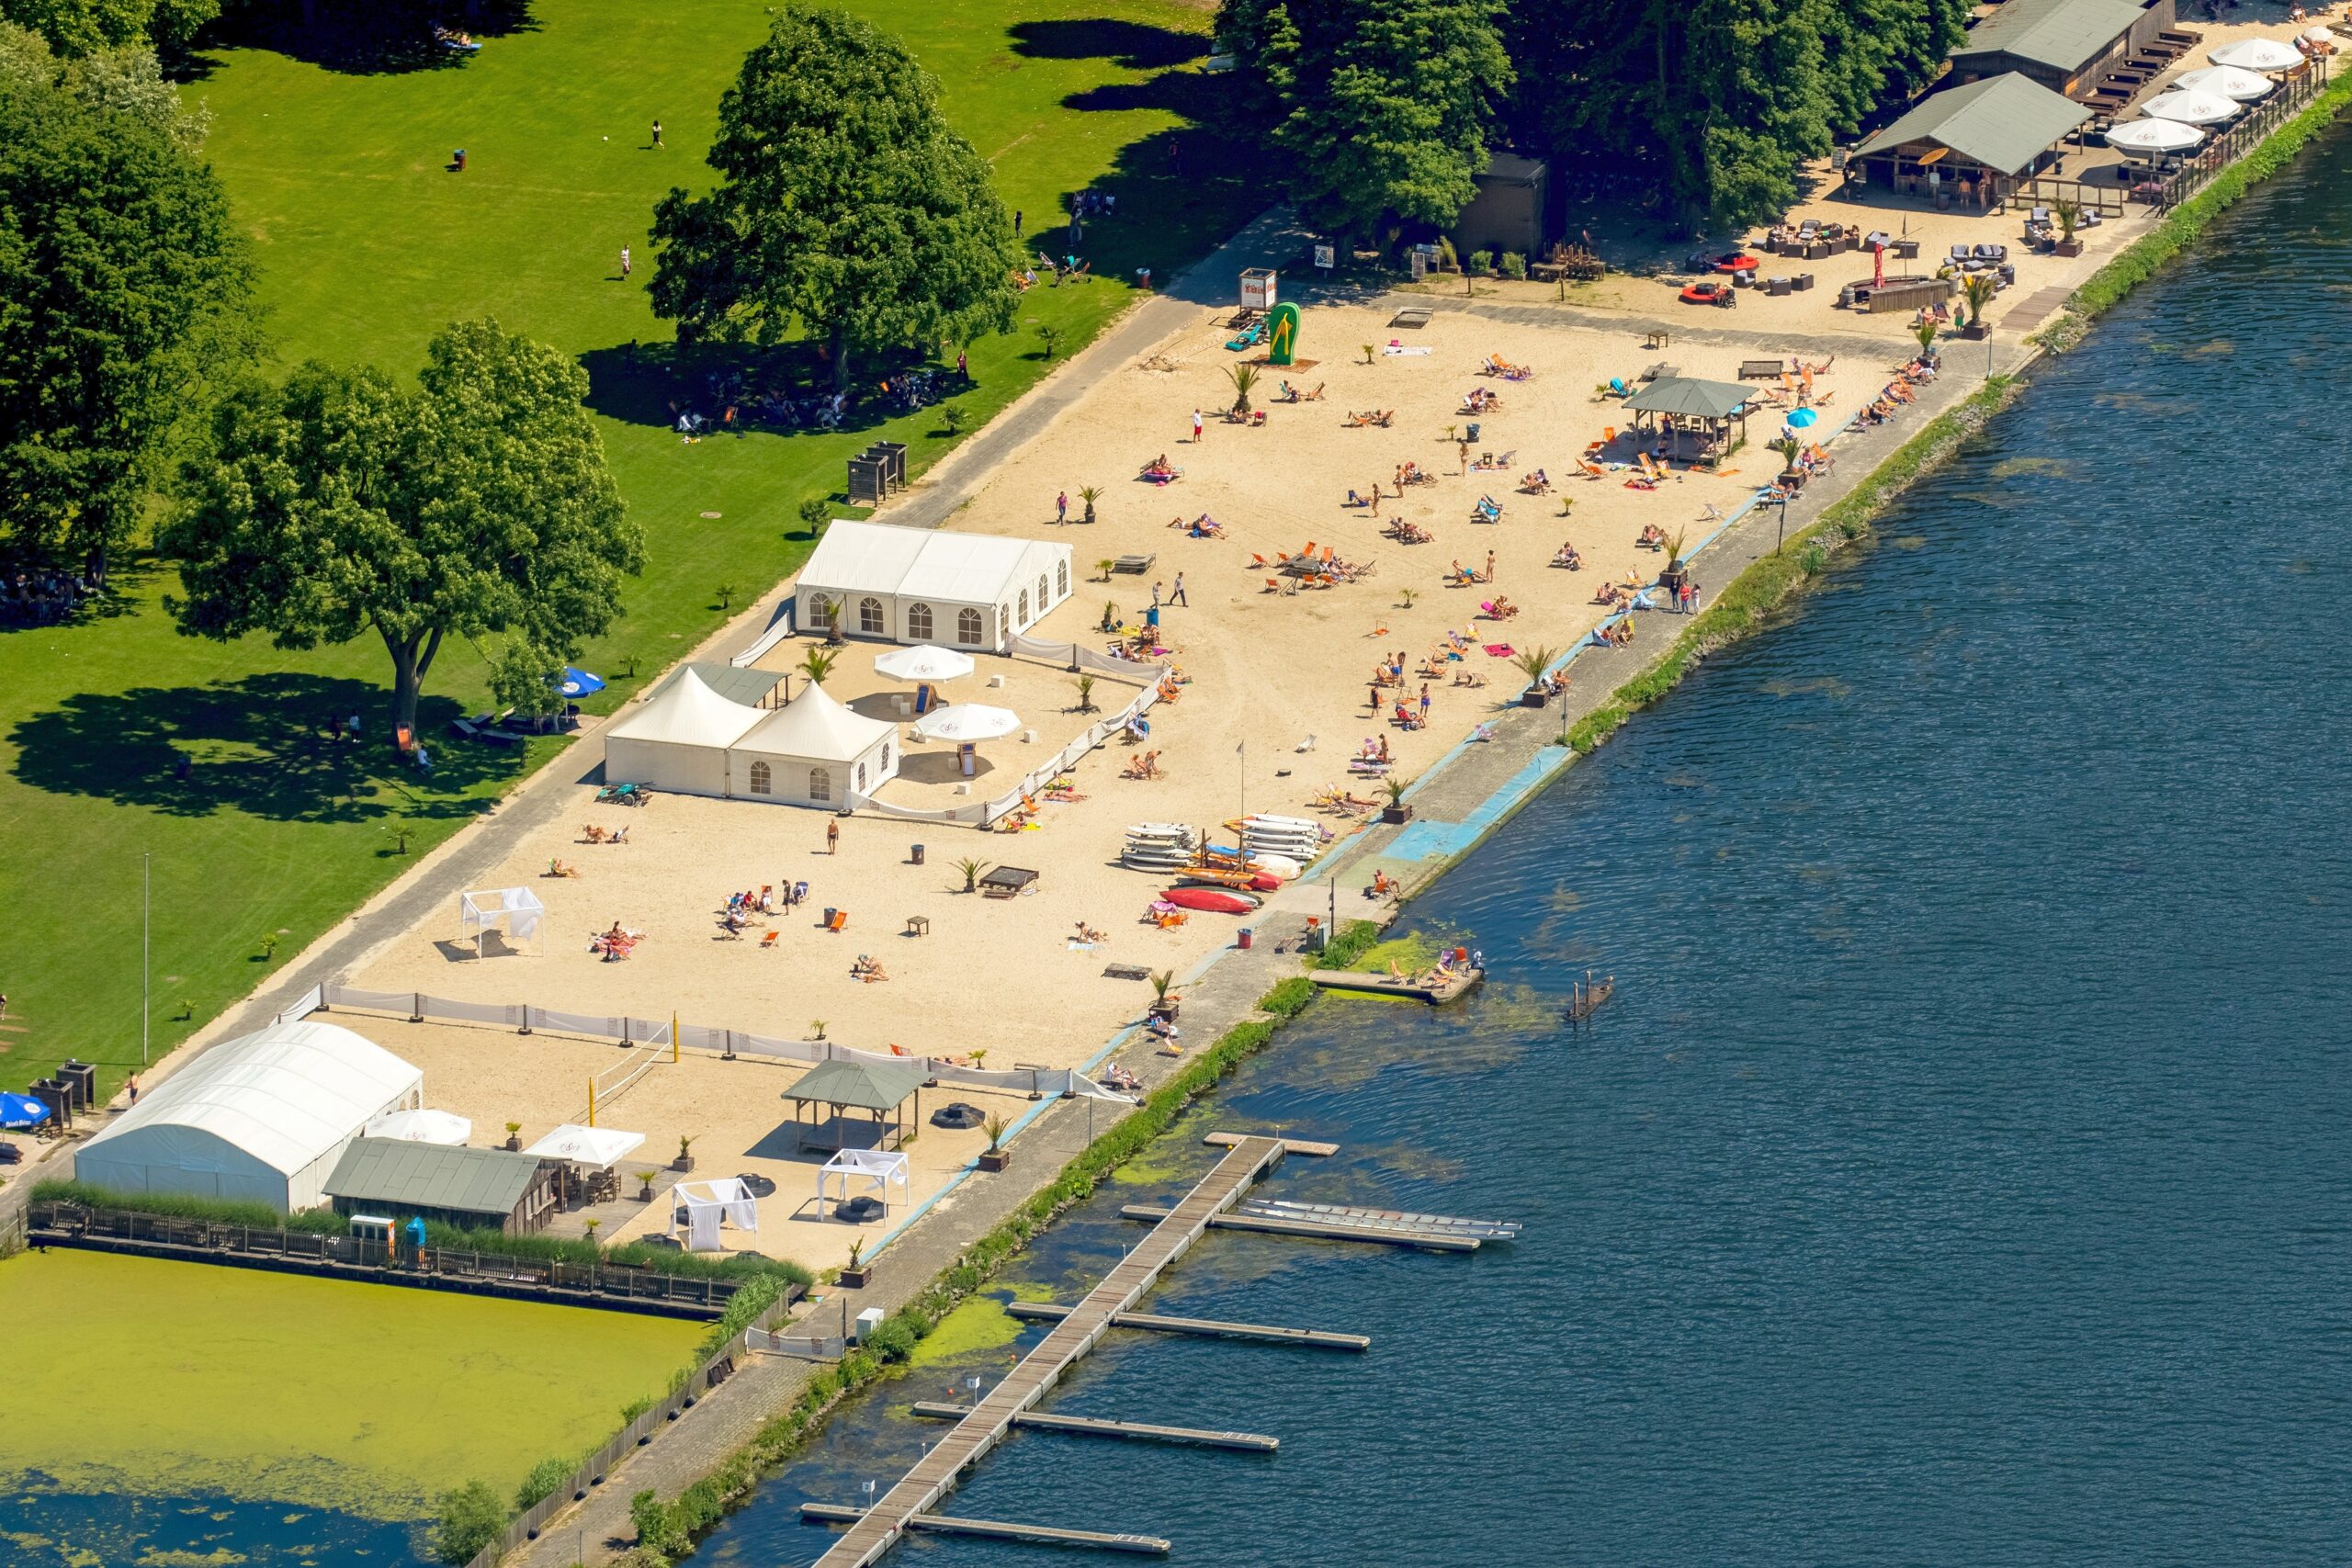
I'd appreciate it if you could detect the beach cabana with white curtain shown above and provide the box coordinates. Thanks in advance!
[795,520,1072,650]
[727,682,899,807]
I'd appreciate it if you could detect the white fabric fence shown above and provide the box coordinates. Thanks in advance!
[302,984,1134,1104]
[729,600,796,667]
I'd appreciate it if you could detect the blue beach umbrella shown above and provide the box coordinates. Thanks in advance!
[0,1093,51,1130]
[1785,407,1820,430]
[555,666,605,699]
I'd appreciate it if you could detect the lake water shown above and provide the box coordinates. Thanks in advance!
[692,129,2352,1567]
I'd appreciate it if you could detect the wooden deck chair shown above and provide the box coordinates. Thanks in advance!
[827,909,848,932]
[760,931,780,949]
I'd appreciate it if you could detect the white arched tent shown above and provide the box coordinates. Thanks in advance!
[818,1148,910,1215]
[795,520,1072,650]
[75,1021,423,1211]
[669,1177,761,1252]
[459,886,545,955]
[602,668,763,796]
[726,682,899,807]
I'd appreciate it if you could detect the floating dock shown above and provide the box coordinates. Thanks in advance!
[1005,1298,1370,1351]
[1307,966,1483,1004]
[808,1135,1294,1568]
[1119,1202,1485,1252]
[799,1503,1169,1554]
[1566,970,1615,1023]
[909,1400,1279,1451]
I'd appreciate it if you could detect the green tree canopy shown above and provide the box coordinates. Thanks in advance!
[649,4,1020,393]
[164,320,641,743]
[0,63,249,578]
[1,0,218,56]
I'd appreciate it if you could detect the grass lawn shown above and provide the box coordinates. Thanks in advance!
[0,0,1257,1103]
[0,1249,701,1517]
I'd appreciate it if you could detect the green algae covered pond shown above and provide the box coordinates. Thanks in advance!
[0,1251,699,1542]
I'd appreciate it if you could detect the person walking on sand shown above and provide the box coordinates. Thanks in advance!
[1192,409,1204,443]
[1150,580,1163,609]
[1056,491,1069,525]
[650,118,663,149]
[127,1075,138,1107]
[1170,571,1187,606]
[826,819,840,855]
[1485,549,1496,584]
[620,245,631,277]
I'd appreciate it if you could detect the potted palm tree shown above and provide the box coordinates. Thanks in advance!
[839,1236,872,1289]
[1078,484,1101,525]
[673,1134,695,1173]
[1227,363,1260,420]
[1959,274,1997,339]
[952,856,989,893]
[1511,646,1559,708]
[1148,969,1180,1021]
[503,1122,523,1152]
[821,598,844,647]
[1071,674,1098,714]
[1657,529,1690,597]
[1380,775,1414,824]
[2052,199,2083,258]
[978,1113,1012,1173]
[638,1170,657,1203]
[1769,434,1804,489]
[1913,317,1939,362]
[798,647,838,686]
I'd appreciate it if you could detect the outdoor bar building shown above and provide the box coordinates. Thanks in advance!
[1946,0,2177,98]
[1850,73,2092,206]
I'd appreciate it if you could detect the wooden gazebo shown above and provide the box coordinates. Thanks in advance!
[1622,377,1756,460]
[786,1059,924,1153]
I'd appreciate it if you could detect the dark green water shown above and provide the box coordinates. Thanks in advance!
[693,128,2352,1567]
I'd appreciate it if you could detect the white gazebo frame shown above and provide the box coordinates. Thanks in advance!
[817,1147,911,1217]
[459,886,547,956]
[668,1177,761,1252]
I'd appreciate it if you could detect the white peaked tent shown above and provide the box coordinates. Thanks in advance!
[459,886,545,954]
[76,1021,424,1211]
[602,668,763,796]
[819,1148,910,1214]
[796,520,1072,650]
[670,1177,761,1251]
[728,682,899,807]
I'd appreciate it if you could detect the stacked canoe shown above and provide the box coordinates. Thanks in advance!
[1124,822,1201,873]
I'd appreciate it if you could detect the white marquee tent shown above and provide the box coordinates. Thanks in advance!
[818,1147,910,1215]
[669,1177,761,1252]
[524,1123,645,1168]
[459,886,545,955]
[75,1021,424,1212]
[602,669,763,795]
[796,520,1072,650]
[728,682,899,806]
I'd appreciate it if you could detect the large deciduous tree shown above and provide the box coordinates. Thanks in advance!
[649,5,1019,394]
[164,320,642,745]
[0,64,249,579]
[1,0,219,56]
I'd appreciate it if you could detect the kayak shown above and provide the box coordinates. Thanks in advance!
[1161,886,1260,915]
[1176,871,1280,893]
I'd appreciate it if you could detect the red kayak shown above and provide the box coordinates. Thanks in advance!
[1175,871,1281,894]
[1162,886,1260,915]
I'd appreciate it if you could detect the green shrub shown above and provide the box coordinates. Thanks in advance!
[30,1179,313,1232]
[1469,248,1494,276]
[1796,545,1829,577]
[514,1455,572,1512]
[1500,251,1526,280]
[1435,235,1457,270]
[864,1315,918,1362]
[631,1488,689,1559]
[1258,976,1317,1020]
[431,1480,507,1564]
[1314,919,1382,970]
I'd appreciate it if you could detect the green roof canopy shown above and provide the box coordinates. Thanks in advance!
[1855,73,2091,176]
[787,1058,925,1112]
[323,1138,544,1216]
[652,660,784,709]
[1623,378,1756,420]
[1952,0,2143,73]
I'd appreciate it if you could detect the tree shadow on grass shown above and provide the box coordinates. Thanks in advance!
[577,338,947,439]
[8,672,518,823]
[1007,19,1209,72]
[178,0,540,79]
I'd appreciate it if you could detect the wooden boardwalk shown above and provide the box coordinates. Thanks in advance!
[808,1135,1292,1568]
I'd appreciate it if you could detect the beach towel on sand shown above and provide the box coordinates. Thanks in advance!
[1383,344,1434,356]
[1483,643,1514,657]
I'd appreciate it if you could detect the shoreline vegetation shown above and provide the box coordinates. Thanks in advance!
[580,72,2352,1568]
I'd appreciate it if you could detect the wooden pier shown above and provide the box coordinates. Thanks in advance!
[1119,1202,1485,1252]
[1566,970,1615,1024]
[1307,966,1483,1004]
[807,1135,1294,1568]
[797,1503,1170,1554]
[1004,1298,1370,1351]
[909,1400,1280,1451]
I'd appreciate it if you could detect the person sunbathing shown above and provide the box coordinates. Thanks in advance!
[1520,469,1551,492]
[582,824,608,844]
[1489,595,1518,618]
[548,858,579,877]
[1075,921,1107,943]
[1347,490,1369,508]
[1594,581,1625,606]
[1639,523,1667,548]
[1553,541,1583,570]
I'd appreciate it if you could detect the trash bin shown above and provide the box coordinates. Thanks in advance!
[911,844,925,866]
[1238,927,1254,951]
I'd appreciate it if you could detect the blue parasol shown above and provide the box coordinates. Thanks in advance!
[0,1093,51,1130]
[555,667,605,699]
[1785,407,1819,430]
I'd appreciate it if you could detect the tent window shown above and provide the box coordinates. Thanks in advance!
[1018,588,1030,625]
[748,760,771,795]
[1038,573,1049,608]
[880,743,891,770]
[957,607,983,645]
[907,602,933,642]
[1056,560,1068,598]
[855,761,867,792]
[858,596,885,636]
[808,766,831,803]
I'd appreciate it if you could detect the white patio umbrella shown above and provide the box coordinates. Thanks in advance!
[2208,37,2303,72]
[2142,89,2239,126]
[873,644,976,684]
[2173,64,2276,101]
[2307,25,2339,44]
[2105,118,2209,153]
[912,704,1022,743]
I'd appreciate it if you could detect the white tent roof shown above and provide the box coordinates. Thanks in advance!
[365,1108,473,1145]
[80,1021,422,1179]
[730,682,895,764]
[605,668,763,749]
[797,520,932,593]
[523,1123,645,1167]
[798,519,1061,605]
[874,645,976,683]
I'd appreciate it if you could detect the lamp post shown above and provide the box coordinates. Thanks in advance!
[141,852,151,1066]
